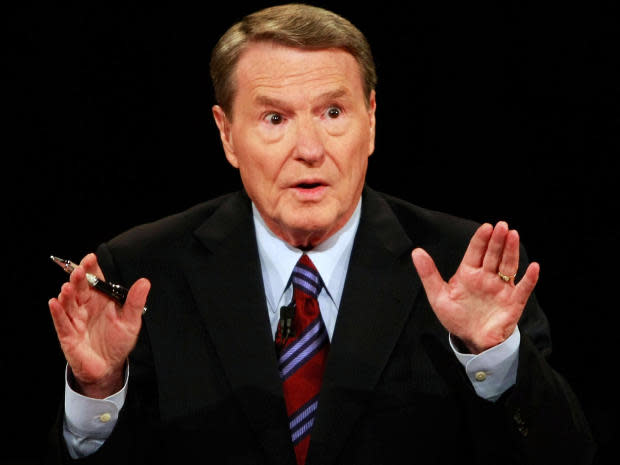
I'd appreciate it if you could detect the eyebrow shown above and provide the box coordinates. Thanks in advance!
[254,95,292,110]
[254,88,351,109]
[317,88,349,102]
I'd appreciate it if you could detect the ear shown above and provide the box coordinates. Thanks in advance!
[212,105,239,168]
[367,90,377,156]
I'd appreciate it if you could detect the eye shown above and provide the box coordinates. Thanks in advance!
[265,112,284,125]
[326,106,341,119]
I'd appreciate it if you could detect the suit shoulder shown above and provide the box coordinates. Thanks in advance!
[105,191,240,255]
[367,189,482,283]
[376,191,481,246]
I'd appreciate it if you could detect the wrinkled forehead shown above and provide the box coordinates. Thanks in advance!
[229,41,367,114]
[239,45,362,89]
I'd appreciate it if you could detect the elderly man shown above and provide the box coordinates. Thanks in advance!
[47,4,595,465]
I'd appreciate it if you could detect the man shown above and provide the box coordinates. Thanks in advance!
[46,4,595,464]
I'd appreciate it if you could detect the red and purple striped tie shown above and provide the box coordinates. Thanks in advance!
[276,254,329,465]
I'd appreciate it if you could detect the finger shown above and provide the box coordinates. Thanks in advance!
[69,264,90,296]
[121,278,151,324]
[461,223,493,268]
[49,297,76,340]
[514,262,540,305]
[69,265,102,309]
[58,281,78,317]
[80,253,105,281]
[411,248,445,306]
[498,229,520,279]
[482,221,509,272]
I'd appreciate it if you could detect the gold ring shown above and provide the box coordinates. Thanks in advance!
[498,271,516,282]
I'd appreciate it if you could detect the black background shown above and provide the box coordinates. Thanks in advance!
[5,1,618,463]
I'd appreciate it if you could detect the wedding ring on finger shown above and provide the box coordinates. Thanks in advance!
[498,271,517,282]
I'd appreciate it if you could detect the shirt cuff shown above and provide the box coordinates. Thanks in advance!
[63,363,128,440]
[449,327,520,402]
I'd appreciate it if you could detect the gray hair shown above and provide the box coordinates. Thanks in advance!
[210,3,377,116]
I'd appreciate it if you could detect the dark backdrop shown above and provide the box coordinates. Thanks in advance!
[5,1,618,463]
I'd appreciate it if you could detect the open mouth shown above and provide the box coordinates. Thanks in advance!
[291,181,327,199]
[296,182,323,189]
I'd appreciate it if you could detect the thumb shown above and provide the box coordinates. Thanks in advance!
[123,278,151,321]
[411,248,444,304]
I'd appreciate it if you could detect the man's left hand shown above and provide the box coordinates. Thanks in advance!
[411,221,540,354]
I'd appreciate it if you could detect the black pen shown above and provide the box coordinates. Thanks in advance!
[50,255,147,314]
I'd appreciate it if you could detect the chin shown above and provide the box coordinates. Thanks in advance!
[280,212,341,247]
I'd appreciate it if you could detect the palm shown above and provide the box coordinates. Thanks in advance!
[61,291,140,382]
[412,222,539,354]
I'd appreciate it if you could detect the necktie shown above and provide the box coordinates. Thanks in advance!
[276,254,330,465]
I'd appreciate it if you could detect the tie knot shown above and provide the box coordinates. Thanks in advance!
[292,254,322,299]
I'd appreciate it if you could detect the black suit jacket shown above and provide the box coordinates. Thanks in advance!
[47,187,595,464]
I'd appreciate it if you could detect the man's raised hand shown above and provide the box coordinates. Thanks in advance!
[411,221,539,354]
[48,253,150,398]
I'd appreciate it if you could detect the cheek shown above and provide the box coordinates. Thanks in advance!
[232,134,274,180]
[332,131,372,177]
[238,156,273,191]
[234,146,287,207]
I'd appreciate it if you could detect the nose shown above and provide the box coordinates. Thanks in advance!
[293,116,325,164]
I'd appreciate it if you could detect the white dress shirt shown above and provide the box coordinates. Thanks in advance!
[252,201,360,342]
[63,198,519,457]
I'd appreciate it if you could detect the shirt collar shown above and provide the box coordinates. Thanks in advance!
[253,199,362,312]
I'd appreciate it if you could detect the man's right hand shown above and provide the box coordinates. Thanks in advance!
[48,253,150,399]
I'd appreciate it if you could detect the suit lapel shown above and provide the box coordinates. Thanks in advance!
[185,192,296,465]
[307,188,423,465]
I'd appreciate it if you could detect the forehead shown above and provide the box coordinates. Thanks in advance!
[233,42,365,104]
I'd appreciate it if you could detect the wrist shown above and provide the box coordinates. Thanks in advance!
[68,363,126,399]
[451,335,483,355]
[452,326,519,355]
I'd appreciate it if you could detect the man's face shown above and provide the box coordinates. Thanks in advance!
[213,41,376,248]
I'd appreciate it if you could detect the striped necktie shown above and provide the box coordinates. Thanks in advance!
[276,254,330,465]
